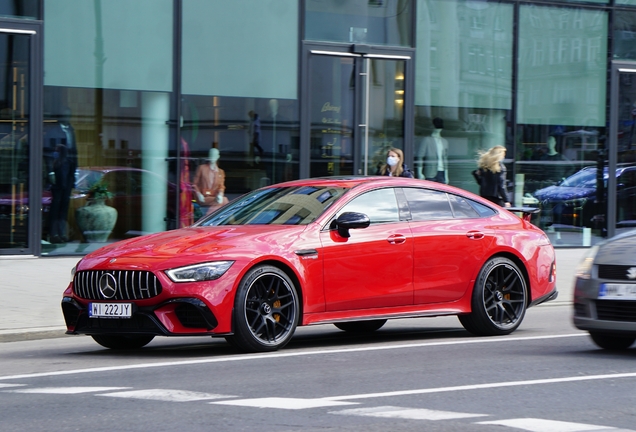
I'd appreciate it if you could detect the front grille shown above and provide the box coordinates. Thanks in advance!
[74,312,163,333]
[573,302,589,318]
[595,300,636,322]
[74,270,162,300]
[598,265,636,281]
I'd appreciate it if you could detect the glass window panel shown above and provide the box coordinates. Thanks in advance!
[403,188,454,220]
[448,194,480,218]
[617,0,636,6]
[43,0,172,91]
[415,0,513,109]
[338,188,400,224]
[182,0,298,99]
[517,5,607,127]
[305,0,412,47]
[0,0,39,19]
[614,12,636,61]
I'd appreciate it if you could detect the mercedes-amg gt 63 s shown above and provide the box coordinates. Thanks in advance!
[61,176,558,352]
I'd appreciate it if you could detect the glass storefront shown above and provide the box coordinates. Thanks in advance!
[4,0,636,255]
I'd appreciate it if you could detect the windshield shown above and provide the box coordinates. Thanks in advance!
[560,168,604,188]
[196,186,348,226]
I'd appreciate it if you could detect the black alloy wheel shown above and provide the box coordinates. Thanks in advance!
[459,257,527,336]
[91,334,155,349]
[226,265,299,352]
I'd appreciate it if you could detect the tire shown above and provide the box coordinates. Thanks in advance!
[459,257,527,336]
[91,334,155,350]
[334,319,387,333]
[228,265,299,353]
[589,332,636,350]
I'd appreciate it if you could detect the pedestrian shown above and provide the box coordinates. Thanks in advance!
[376,148,414,178]
[472,145,511,207]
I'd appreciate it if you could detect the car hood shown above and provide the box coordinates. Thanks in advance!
[533,186,595,201]
[78,225,307,270]
[595,230,636,266]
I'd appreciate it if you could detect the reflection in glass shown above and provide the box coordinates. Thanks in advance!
[415,0,514,194]
[516,5,608,246]
[305,0,412,46]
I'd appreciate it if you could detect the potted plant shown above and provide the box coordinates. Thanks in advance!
[75,178,118,242]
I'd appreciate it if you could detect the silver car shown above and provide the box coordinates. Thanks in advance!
[573,231,636,349]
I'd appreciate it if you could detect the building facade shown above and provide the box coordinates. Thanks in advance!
[1,0,636,257]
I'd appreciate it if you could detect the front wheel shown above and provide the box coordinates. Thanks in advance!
[91,334,155,350]
[589,332,636,350]
[459,257,527,336]
[227,265,299,353]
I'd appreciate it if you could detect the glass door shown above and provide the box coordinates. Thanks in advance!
[307,51,408,178]
[609,63,636,239]
[0,29,33,252]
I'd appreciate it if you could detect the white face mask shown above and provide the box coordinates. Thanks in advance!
[387,156,399,167]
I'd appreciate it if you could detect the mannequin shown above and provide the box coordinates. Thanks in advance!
[416,117,449,183]
[541,135,571,182]
[193,148,229,212]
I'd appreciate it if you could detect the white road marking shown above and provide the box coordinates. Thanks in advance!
[97,389,233,402]
[0,383,24,388]
[323,372,636,401]
[212,397,357,409]
[0,333,587,381]
[5,387,130,394]
[477,418,620,431]
[331,405,488,420]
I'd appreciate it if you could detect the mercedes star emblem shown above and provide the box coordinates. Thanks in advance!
[98,273,118,299]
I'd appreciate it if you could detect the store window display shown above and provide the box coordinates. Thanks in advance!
[193,147,229,216]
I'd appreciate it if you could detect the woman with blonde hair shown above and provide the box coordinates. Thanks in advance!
[472,145,511,207]
[376,147,413,178]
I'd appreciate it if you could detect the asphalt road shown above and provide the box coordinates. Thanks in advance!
[1,304,635,432]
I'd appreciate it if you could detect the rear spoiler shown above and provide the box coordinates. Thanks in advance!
[507,206,540,222]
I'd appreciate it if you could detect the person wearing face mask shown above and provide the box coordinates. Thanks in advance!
[376,148,413,178]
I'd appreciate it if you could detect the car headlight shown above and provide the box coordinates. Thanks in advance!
[575,246,599,280]
[165,261,234,283]
[563,197,587,208]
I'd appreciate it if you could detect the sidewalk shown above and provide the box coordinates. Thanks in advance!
[0,249,588,342]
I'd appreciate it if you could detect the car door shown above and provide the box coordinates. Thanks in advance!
[403,188,496,304]
[320,187,413,311]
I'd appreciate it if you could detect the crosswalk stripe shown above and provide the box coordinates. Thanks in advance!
[476,418,620,431]
[330,405,488,420]
[97,389,234,402]
[6,387,130,394]
[212,397,358,409]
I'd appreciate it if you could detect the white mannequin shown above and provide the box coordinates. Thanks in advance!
[547,136,558,156]
[209,148,223,204]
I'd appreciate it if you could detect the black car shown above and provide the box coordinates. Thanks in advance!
[573,230,636,349]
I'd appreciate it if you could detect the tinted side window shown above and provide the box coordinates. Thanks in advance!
[448,194,480,218]
[337,188,400,224]
[403,188,453,221]
[469,200,497,217]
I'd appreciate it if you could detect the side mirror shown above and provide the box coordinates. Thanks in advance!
[333,212,370,238]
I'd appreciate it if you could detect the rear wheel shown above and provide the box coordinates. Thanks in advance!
[334,319,387,333]
[91,334,155,350]
[589,332,636,350]
[227,265,299,353]
[459,257,527,336]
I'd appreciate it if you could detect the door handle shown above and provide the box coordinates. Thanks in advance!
[466,231,484,240]
[387,234,407,244]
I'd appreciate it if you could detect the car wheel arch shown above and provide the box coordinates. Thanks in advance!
[230,259,305,325]
[475,251,531,307]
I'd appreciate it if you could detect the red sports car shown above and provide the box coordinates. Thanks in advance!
[61,176,558,352]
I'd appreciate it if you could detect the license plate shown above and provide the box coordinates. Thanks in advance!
[88,302,133,318]
[598,283,636,300]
